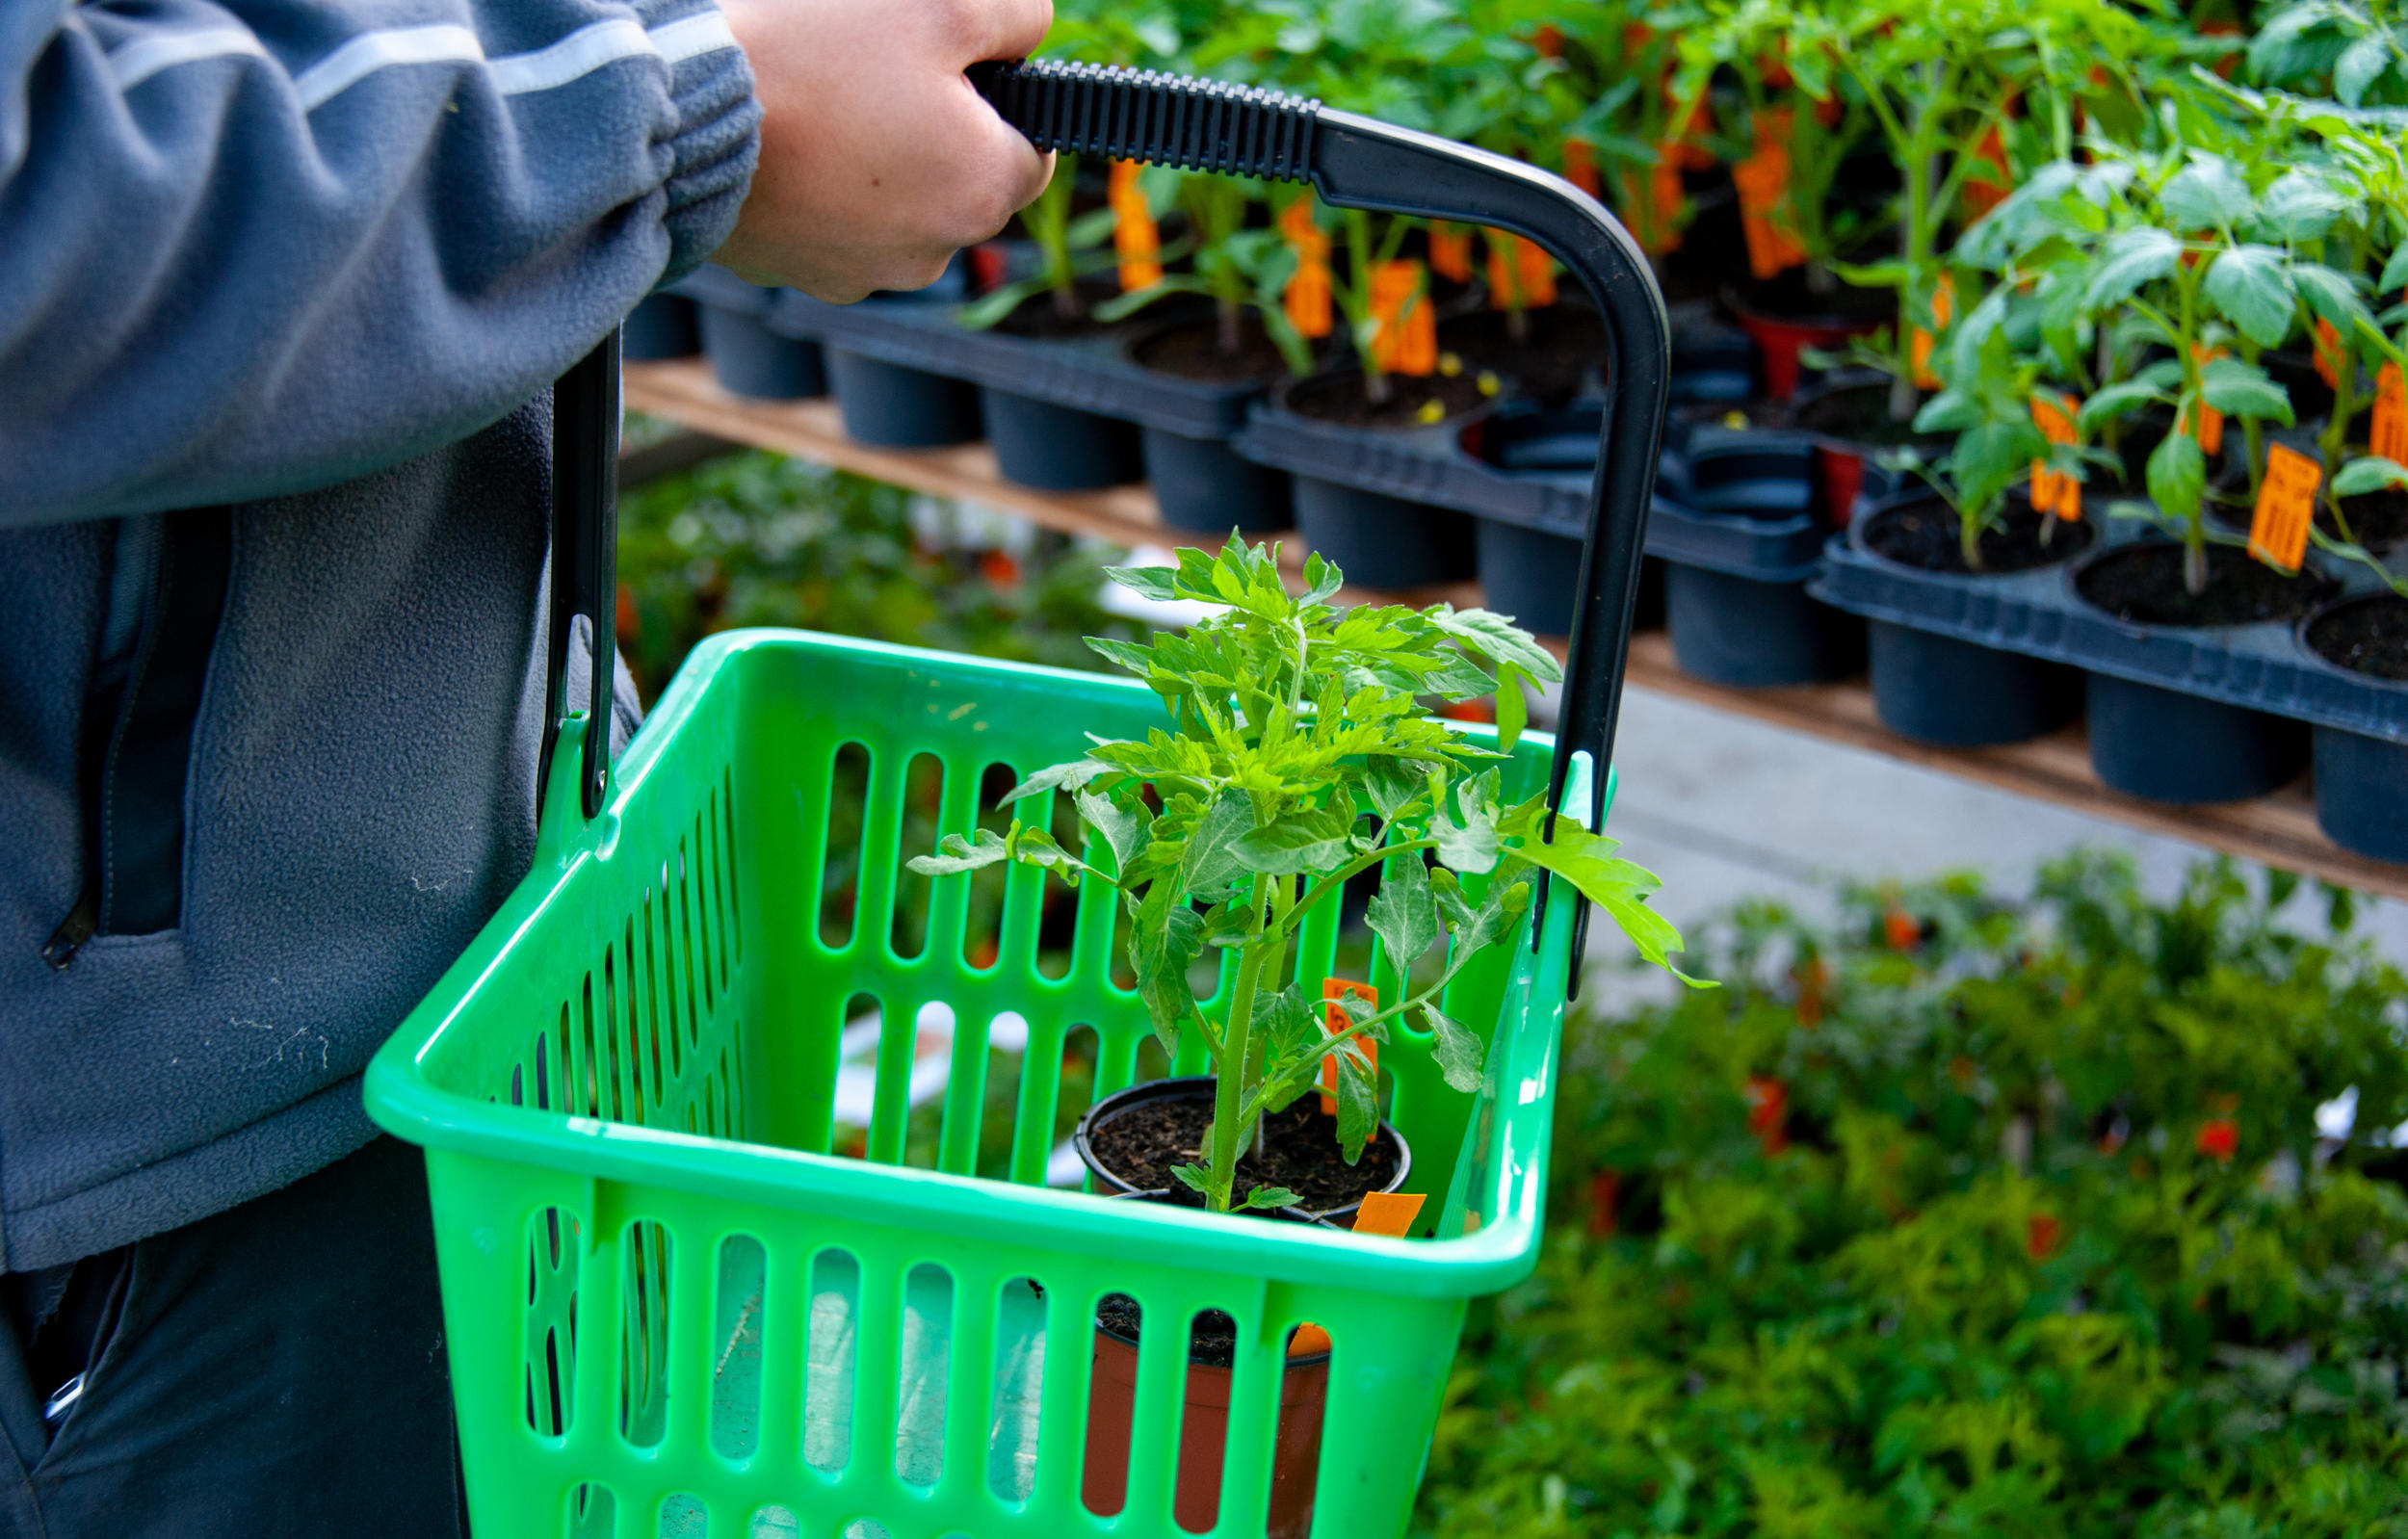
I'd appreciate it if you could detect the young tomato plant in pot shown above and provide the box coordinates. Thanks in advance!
[2303,115,2408,575]
[1097,170,1322,382]
[955,156,1125,332]
[911,539,1703,1219]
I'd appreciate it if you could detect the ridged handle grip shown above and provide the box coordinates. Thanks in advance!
[970,59,1320,181]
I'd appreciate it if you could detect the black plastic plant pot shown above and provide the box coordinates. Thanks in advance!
[1868,621,2081,746]
[696,302,825,400]
[2300,592,2408,860]
[622,292,699,361]
[1141,427,1293,533]
[2086,672,2309,803]
[1664,561,1865,687]
[1073,1075,1413,1230]
[979,386,1145,490]
[1295,477,1478,589]
[824,348,982,447]
[1476,517,1583,635]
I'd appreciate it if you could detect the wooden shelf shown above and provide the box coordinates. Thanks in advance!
[626,359,2408,901]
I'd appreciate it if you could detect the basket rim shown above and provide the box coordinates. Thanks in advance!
[365,627,1592,1301]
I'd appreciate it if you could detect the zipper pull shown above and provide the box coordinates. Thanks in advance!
[42,888,97,970]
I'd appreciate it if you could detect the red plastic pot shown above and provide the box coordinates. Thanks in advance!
[1726,300,1880,403]
[1082,1323,1331,1538]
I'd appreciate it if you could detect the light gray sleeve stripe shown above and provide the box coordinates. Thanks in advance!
[649,10,739,65]
[108,24,272,91]
[114,10,741,108]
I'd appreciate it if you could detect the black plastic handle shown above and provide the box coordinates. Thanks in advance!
[973,60,1673,978]
[539,327,621,824]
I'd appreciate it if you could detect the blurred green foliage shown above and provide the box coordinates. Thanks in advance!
[1422,853,2408,1537]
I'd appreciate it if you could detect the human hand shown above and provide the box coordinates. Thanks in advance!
[714,0,1055,301]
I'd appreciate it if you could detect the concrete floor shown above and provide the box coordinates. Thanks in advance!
[1602,684,2408,973]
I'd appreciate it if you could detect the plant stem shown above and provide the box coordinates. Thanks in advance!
[2177,260,2209,597]
[1209,878,1277,1213]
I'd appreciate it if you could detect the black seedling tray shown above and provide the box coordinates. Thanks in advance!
[764,288,1265,441]
[1811,513,2408,745]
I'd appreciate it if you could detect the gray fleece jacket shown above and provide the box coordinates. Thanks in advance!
[0,0,760,1270]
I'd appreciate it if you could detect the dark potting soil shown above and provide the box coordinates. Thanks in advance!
[1282,369,1494,430]
[2306,595,2408,682]
[2076,543,2339,628]
[1131,312,1297,385]
[2203,466,2408,553]
[988,281,1133,340]
[1087,1092,1402,1213]
[1096,1291,1299,1369]
[1732,268,1896,326]
[1440,305,1606,404]
[1863,492,2096,575]
[1793,379,1937,451]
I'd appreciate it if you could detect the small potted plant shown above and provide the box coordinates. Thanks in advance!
[913,538,1702,1533]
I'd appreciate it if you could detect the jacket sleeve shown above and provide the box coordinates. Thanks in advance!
[0,0,760,526]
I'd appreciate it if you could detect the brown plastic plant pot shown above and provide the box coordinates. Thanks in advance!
[1072,1074,1414,1229]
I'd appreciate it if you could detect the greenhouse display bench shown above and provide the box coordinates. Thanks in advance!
[624,358,2408,902]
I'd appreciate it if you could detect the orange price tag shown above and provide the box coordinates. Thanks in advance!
[2315,316,2345,391]
[1319,978,1379,1115]
[2248,442,2322,571]
[1562,139,1601,198]
[1288,1323,1332,1357]
[2374,362,2408,463]
[1486,233,1557,310]
[2029,391,2081,520]
[1732,110,1808,281]
[1910,274,1954,390]
[1108,161,1162,293]
[1962,122,2011,219]
[1351,1190,1426,1238]
[2181,344,2230,456]
[1279,198,1332,339]
[1368,259,1436,377]
[1620,159,1688,258]
[1426,221,1474,283]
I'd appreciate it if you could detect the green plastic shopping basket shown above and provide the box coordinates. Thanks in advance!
[364,63,1674,1539]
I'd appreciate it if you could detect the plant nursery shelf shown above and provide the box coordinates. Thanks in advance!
[624,360,2408,902]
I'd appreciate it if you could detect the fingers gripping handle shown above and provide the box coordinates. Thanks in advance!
[974,59,1674,979]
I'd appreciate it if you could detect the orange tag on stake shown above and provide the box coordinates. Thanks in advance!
[1910,274,1954,390]
[1562,140,1601,198]
[1732,110,1808,281]
[1368,260,1436,377]
[1108,161,1162,293]
[2374,363,2408,463]
[1351,1190,1426,1238]
[1426,222,1474,283]
[2029,392,2081,520]
[1279,198,1333,340]
[2249,443,2321,571]
[2315,317,2346,391]
[1320,978,1379,1115]
[1486,234,1557,310]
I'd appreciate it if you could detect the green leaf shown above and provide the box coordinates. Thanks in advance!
[1299,552,1345,605]
[1241,1185,1300,1211]
[2333,456,2408,497]
[1362,756,1424,821]
[1003,758,1112,803]
[1495,663,1528,753]
[1008,825,1085,883]
[1086,636,1158,675]
[2292,263,2377,342]
[1913,390,1985,433]
[1504,807,1711,985]
[1334,1046,1377,1164]
[1131,883,1205,1057]
[1422,1003,1486,1094]
[1426,608,1563,683]
[1171,1161,1212,1195]
[2258,170,2351,242]
[2147,428,2208,524]
[1075,788,1151,874]
[2078,379,2172,435]
[907,828,1009,876]
[2337,32,2390,104]
[2201,246,2297,349]
[1179,791,1256,900]
[1417,652,1500,701]
[1230,807,1356,877]
[2159,158,2252,230]
[1367,853,1440,969]
[2198,358,2296,425]
[1105,565,1182,603]
[1433,773,1503,874]
[2081,229,2182,310]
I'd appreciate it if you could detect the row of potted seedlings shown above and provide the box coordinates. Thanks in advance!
[642,0,2407,863]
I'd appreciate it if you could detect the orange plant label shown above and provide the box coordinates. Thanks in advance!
[1621,159,1689,257]
[1911,274,1954,389]
[1352,1190,1426,1238]
[1280,198,1332,339]
[1319,978,1379,1114]
[1427,221,1474,283]
[1732,109,1807,281]
[2315,316,2345,391]
[1368,259,1437,377]
[2248,442,2321,571]
[2029,391,2081,520]
[1487,234,1557,309]
[1288,1323,1333,1357]
[1563,139,1601,198]
[1109,161,1162,293]
[1963,122,2011,219]
[2373,362,2408,462]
